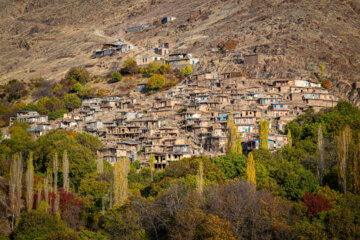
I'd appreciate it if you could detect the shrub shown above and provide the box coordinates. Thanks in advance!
[146,74,166,90]
[11,210,70,240]
[72,83,82,92]
[301,192,332,217]
[322,80,331,89]
[111,71,123,82]
[159,63,171,74]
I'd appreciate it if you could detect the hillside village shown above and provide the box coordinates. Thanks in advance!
[8,62,339,169]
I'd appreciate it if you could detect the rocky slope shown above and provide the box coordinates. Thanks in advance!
[0,0,359,105]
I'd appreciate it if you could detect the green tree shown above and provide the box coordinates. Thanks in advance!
[63,94,81,111]
[78,230,108,240]
[146,74,166,90]
[159,63,171,74]
[111,71,123,82]
[213,153,247,180]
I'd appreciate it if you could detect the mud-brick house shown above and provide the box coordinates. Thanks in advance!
[11,111,48,126]
[28,123,52,137]
[152,153,181,169]
[136,55,165,66]
[101,97,122,111]
[304,93,338,111]
[258,96,282,106]
[128,117,160,129]
[207,135,227,153]
[58,119,78,129]
[107,125,142,139]
[116,141,139,162]
[99,147,122,164]
[245,134,288,153]
[166,53,199,67]
[268,103,290,117]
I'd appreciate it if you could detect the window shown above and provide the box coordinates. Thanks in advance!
[275,100,278,103]
[274,105,277,109]
[262,99,265,104]
[280,105,283,109]
[271,99,273,103]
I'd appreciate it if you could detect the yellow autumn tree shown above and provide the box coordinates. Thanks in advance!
[246,152,256,185]
[114,157,130,206]
[259,119,269,150]
[287,129,292,148]
[226,111,240,154]
[149,154,155,181]
[235,132,242,154]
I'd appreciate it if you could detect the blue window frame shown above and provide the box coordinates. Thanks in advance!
[275,100,278,103]
[274,105,277,109]
[262,99,265,104]
[280,105,283,109]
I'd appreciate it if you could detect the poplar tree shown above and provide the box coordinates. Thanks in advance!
[317,125,324,186]
[36,184,42,209]
[337,125,351,194]
[25,152,34,211]
[62,150,70,192]
[259,119,269,150]
[226,111,238,153]
[97,152,104,174]
[9,153,23,229]
[287,129,292,148]
[53,153,59,213]
[114,157,130,206]
[235,132,242,154]
[149,154,155,182]
[246,152,256,185]
[354,133,360,194]
[197,160,204,197]
[44,170,49,207]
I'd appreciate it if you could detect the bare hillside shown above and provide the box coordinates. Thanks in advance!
[0,0,360,105]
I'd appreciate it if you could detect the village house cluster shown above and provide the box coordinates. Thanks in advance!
[10,71,339,169]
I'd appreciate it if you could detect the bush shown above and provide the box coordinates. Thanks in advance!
[65,67,92,85]
[111,71,123,82]
[179,65,193,77]
[11,210,70,240]
[146,74,166,90]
